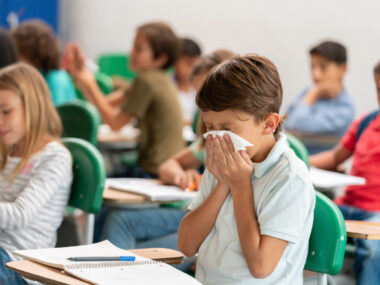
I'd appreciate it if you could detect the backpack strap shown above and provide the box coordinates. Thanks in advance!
[356,110,379,143]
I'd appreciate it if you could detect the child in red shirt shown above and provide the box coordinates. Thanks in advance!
[310,61,380,285]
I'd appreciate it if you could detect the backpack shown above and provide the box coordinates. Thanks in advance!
[356,110,379,143]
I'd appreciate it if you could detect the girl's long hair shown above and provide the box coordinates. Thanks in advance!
[0,63,62,182]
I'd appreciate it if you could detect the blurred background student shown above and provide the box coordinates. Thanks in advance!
[65,21,184,179]
[11,20,77,106]
[284,41,355,154]
[173,38,202,126]
[0,28,18,69]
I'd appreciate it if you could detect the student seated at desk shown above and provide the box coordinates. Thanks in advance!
[178,54,315,284]
[0,28,18,69]
[65,21,184,178]
[0,63,72,284]
[160,49,235,189]
[11,20,77,106]
[310,61,380,285]
[174,38,202,126]
[284,40,355,155]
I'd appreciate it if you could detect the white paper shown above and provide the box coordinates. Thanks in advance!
[310,167,366,189]
[106,178,197,201]
[13,240,144,269]
[203,130,253,152]
[66,261,201,285]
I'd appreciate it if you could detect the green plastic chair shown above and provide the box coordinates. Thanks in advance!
[62,138,107,244]
[304,191,347,285]
[97,53,136,80]
[286,133,310,168]
[57,100,102,146]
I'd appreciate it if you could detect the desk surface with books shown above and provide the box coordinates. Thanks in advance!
[6,241,200,285]
[103,178,197,207]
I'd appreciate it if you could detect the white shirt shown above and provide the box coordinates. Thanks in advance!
[178,88,197,123]
[189,134,315,285]
[0,141,72,259]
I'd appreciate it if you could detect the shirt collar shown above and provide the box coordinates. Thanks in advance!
[252,133,288,178]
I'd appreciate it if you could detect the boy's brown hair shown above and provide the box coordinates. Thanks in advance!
[374,62,380,74]
[196,54,283,138]
[12,20,60,73]
[192,49,235,78]
[309,41,347,65]
[137,22,180,70]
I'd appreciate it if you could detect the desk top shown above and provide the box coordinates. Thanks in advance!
[7,248,183,285]
[345,220,380,240]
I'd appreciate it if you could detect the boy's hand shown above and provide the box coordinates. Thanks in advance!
[205,135,225,184]
[63,43,95,90]
[315,80,342,99]
[173,169,201,191]
[212,134,253,190]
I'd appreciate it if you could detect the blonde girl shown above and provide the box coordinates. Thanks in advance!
[0,63,72,284]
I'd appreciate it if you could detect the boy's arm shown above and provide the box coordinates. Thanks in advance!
[309,143,352,170]
[177,182,229,257]
[230,183,288,278]
[106,89,127,107]
[81,80,132,131]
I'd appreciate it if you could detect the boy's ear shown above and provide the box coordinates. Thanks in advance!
[153,54,168,69]
[339,63,347,75]
[263,113,280,135]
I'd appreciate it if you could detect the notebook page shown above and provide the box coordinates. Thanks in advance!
[107,178,197,201]
[310,167,366,189]
[13,240,145,269]
[65,261,202,285]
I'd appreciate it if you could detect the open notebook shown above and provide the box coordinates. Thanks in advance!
[310,167,366,189]
[13,240,201,285]
[106,178,197,201]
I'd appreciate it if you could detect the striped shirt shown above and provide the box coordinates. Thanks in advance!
[0,141,72,259]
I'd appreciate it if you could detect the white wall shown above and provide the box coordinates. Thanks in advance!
[60,0,380,115]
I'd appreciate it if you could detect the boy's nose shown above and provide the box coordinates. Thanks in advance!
[312,68,322,83]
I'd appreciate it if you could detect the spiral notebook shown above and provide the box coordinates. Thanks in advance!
[13,240,201,285]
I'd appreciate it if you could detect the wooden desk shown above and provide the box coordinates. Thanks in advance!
[6,248,183,285]
[345,220,380,240]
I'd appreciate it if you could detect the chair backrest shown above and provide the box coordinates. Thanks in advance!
[286,133,310,168]
[57,100,101,146]
[304,191,347,275]
[97,53,136,80]
[62,138,106,214]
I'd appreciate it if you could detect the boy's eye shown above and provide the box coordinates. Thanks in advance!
[2,109,12,115]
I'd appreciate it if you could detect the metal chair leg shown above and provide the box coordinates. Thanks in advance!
[84,213,95,244]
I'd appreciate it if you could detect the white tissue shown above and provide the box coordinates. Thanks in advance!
[203,131,253,152]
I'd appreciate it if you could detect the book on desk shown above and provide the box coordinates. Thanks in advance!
[106,178,197,202]
[13,240,200,285]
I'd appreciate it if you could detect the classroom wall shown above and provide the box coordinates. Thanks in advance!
[60,0,380,115]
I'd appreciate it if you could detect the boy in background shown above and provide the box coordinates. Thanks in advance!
[65,22,184,178]
[174,38,201,125]
[284,40,355,154]
[310,62,380,285]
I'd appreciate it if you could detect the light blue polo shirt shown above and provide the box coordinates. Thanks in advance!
[189,133,315,285]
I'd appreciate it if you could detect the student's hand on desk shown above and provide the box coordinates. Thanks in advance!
[174,169,201,191]
[211,135,253,190]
